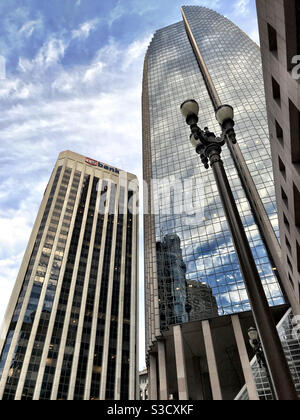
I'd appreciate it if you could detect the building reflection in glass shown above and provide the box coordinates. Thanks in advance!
[186,280,218,322]
[157,234,218,329]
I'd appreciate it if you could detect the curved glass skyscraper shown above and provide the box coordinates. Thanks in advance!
[143,6,299,400]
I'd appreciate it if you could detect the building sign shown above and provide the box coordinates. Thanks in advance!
[85,157,120,174]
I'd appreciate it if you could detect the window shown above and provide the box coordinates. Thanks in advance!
[287,255,293,273]
[283,212,290,233]
[275,120,284,145]
[289,100,300,163]
[281,186,288,208]
[288,273,294,289]
[268,23,278,53]
[294,183,300,227]
[278,156,286,179]
[286,235,292,254]
[272,77,281,105]
[296,241,300,273]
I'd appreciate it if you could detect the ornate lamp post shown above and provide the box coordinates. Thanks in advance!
[180,99,298,400]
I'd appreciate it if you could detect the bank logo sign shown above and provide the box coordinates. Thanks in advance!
[85,157,120,174]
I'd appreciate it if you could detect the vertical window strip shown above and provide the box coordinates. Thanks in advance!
[39,174,91,400]
[120,190,133,400]
[105,186,125,399]
[90,182,117,399]
[73,178,105,400]
[56,176,97,400]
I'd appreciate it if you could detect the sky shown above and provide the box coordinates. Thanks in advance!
[0,0,259,370]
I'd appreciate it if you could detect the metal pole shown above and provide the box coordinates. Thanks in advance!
[265,365,276,400]
[208,148,298,401]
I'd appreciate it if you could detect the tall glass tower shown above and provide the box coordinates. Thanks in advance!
[143,6,299,400]
[0,151,139,400]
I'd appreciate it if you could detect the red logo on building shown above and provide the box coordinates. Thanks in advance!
[85,157,98,166]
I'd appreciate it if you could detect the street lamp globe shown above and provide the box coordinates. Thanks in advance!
[215,104,234,126]
[248,326,259,342]
[189,133,202,148]
[180,99,199,119]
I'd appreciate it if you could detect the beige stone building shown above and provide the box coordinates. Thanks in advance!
[0,150,139,400]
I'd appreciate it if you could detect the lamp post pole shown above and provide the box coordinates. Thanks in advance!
[180,100,298,400]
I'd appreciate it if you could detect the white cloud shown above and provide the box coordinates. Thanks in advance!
[108,0,159,27]
[0,76,40,100]
[183,0,221,9]
[72,19,99,40]
[122,36,152,71]
[36,38,66,67]
[108,2,126,27]
[83,61,104,82]
[198,0,221,8]
[233,0,251,17]
[18,37,67,74]
[18,20,40,38]
[0,217,32,254]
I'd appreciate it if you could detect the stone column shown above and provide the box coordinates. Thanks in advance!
[157,340,168,400]
[202,320,222,400]
[149,353,158,400]
[173,325,189,400]
[231,315,259,400]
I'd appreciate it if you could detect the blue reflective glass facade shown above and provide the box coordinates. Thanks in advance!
[143,6,284,334]
[183,6,279,238]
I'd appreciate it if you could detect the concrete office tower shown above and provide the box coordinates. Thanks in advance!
[0,151,139,400]
[256,0,300,308]
[142,6,300,400]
